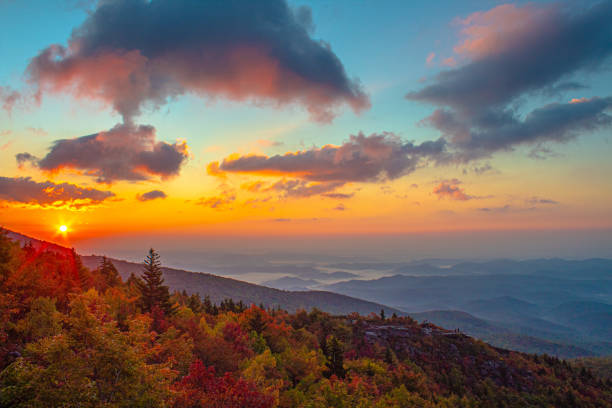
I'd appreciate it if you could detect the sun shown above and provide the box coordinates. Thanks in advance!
[59,225,68,233]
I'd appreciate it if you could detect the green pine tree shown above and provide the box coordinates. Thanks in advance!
[136,249,174,315]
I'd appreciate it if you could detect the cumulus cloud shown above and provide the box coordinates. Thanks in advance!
[0,176,115,209]
[407,2,612,159]
[27,0,368,123]
[432,179,474,201]
[19,123,189,183]
[136,189,167,201]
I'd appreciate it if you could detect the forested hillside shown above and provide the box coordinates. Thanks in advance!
[1,231,611,407]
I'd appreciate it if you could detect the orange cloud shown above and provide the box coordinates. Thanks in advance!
[196,189,236,210]
[433,179,473,201]
[0,176,115,210]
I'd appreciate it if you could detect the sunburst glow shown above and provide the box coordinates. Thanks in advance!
[59,225,68,233]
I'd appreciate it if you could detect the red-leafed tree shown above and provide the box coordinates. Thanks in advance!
[173,360,275,408]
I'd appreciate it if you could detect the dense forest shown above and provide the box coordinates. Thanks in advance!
[0,231,610,407]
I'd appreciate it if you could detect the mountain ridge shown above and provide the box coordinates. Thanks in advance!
[2,228,403,316]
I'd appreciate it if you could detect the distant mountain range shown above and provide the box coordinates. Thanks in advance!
[261,276,321,291]
[3,229,401,316]
[322,265,612,358]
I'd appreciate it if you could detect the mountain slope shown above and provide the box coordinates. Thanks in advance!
[409,310,594,358]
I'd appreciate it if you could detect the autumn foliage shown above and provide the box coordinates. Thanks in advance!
[0,230,610,407]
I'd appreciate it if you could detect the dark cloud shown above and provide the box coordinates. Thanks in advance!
[136,189,167,201]
[15,152,38,168]
[0,176,115,209]
[444,98,612,159]
[20,123,188,183]
[432,179,474,201]
[217,132,446,183]
[407,2,612,160]
[322,192,355,200]
[28,0,368,123]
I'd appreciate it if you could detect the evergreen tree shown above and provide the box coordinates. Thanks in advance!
[380,308,386,320]
[187,293,203,313]
[203,295,214,314]
[325,336,345,378]
[136,249,174,315]
[69,248,92,291]
[0,229,16,284]
[98,256,121,290]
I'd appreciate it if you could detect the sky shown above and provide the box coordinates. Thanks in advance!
[1,0,611,262]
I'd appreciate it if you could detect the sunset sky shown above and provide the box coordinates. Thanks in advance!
[1,0,611,260]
